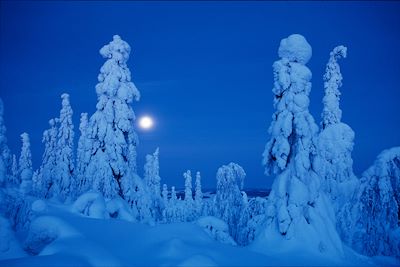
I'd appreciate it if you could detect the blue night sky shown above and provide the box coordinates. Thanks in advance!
[0,1,399,189]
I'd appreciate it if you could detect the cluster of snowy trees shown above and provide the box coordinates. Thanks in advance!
[261,34,399,258]
[0,35,264,248]
[0,34,399,259]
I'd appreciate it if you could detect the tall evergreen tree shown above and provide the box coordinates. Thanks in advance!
[183,170,193,202]
[19,133,33,195]
[55,93,75,200]
[161,183,169,222]
[194,171,203,215]
[85,35,142,203]
[183,170,195,220]
[39,119,59,198]
[76,113,90,195]
[10,154,19,185]
[144,148,161,197]
[144,148,162,220]
[314,46,358,214]
[260,34,343,256]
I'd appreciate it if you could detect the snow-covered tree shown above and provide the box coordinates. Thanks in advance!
[0,98,11,185]
[31,170,41,196]
[84,35,142,205]
[162,184,168,205]
[166,186,183,222]
[133,173,153,224]
[260,34,343,257]
[314,46,358,213]
[321,46,346,128]
[38,119,59,198]
[215,163,246,242]
[144,148,162,221]
[161,183,169,222]
[19,133,33,195]
[183,170,195,221]
[171,186,178,204]
[144,148,161,197]
[9,154,19,185]
[237,197,268,246]
[55,93,75,200]
[347,147,400,257]
[194,171,203,215]
[184,170,193,202]
[76,113,90,195]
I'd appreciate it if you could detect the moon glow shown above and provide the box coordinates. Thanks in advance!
[139,116,154,129]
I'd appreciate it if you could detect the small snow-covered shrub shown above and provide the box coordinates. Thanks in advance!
[24,216,79,255]
[106,197,135,222]
[72,192,108,219]
[197,216,237,246]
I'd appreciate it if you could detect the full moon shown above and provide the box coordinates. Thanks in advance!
[138,116,154,129]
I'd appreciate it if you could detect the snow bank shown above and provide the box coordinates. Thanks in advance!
[0,216,26,260]
[24,216,80,255]
[1,200,386,267]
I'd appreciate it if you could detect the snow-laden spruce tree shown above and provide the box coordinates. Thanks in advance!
[215,163,246,242]
[161,183,169,222]
[238,196,268,246]
[84,35,144,206]
[348,147,400,257]
[183,170,195,221]
[19,133,33,195]
[166,185,184,222]
[258,34,343,257]
[194,171,203,215]
[144,148,162,220]
[9,154,19,185]
[38,119,59,198]
[76,113,90,195]
[31,170,41,196]
[314,46,358,213]
[144,148,161,197]
[55,93,75,200]
[0,98,11,185]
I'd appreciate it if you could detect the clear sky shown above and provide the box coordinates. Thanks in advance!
[1,1,399,189]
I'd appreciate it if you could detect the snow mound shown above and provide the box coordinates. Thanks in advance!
[278,34,312,64]
[24,216,80,255]
[72,192,108,219]
[197,216,237,246]
[178,254,218,267]
[0,216,26,260]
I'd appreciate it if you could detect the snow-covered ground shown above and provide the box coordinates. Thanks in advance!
[0,200,397,267]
